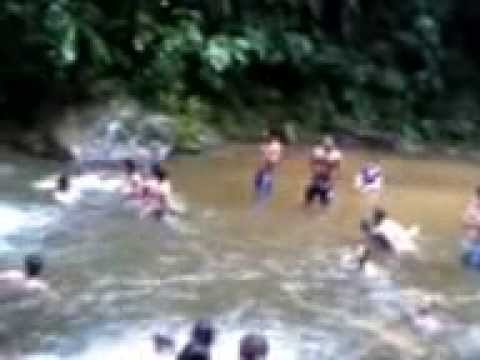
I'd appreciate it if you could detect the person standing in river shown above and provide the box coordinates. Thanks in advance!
[304,135,342,208]
[254,131,283,203]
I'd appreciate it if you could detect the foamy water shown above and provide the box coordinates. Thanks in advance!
[0,203,59,251]
[3,146,480,359]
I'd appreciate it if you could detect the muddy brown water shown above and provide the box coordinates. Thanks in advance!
[0,145,480,359]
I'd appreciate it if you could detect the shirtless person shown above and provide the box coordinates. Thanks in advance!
[140,163,173,219]
[254,132,283,202]
[305,136,342,207]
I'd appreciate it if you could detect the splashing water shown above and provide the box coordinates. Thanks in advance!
[2,146,480,359]
[75,118,173,164]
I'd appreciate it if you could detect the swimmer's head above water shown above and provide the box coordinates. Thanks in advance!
[25,254,44,278]
[57,174,70,192]
[240,333,269,360]
[191,319,215,347]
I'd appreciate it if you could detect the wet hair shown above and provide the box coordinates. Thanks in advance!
[177,343,210,360]
[24,254,44,278]
[123,159,136,176]
[152,333,174,353]
[151,163,169,182]
[240,334,269,360]
[191,320,215,347]
[372,207,387,226]
[57,174,70,192]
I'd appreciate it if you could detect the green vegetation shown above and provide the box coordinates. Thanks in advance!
[2,0,480,146]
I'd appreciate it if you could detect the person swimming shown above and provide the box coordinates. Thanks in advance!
[0,254,49,299]
[254,131,283,202]
[177,320,215,360]
[239,333,269,360]
[52,173,81,205]
[368,207,419,255]
[140,163,174,219]
[305,136,342,208]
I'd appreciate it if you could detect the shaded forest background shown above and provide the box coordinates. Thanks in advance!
[2,0,480,145]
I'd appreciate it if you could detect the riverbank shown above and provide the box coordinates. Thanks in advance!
[1,96,480,162]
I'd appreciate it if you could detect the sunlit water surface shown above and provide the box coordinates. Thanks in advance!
[1,145,480,359]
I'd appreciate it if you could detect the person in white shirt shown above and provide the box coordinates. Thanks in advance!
[0,254,49,299]
[305,136,342,207]
[367,208,419,255]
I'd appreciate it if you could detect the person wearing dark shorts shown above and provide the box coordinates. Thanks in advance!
[305,174,333,206]
[305,136,342,208]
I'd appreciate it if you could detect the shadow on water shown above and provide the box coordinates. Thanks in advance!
[1,145,480,359]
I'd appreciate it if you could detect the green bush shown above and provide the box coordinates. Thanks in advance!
[1,0,480,144]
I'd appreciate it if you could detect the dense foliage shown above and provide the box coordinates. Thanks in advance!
[2,0,480,143]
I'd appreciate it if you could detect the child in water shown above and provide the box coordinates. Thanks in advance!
[254,132,283,203]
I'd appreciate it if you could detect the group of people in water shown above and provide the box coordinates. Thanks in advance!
[254,132,419,258]
[3,131,480,357]
[152,320,269,360]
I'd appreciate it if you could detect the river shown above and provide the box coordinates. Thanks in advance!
[1,145,480,359]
